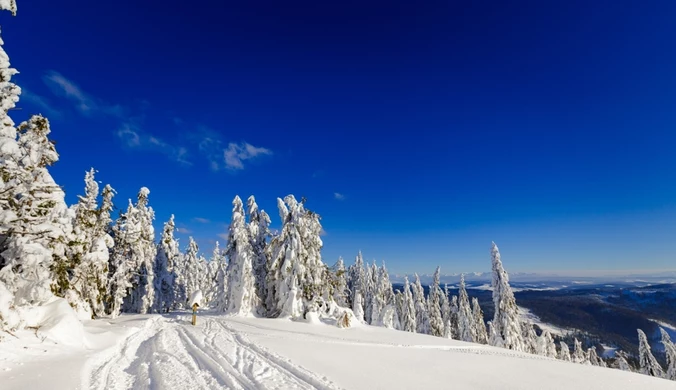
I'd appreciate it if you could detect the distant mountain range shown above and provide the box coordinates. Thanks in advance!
[390,270,676,286]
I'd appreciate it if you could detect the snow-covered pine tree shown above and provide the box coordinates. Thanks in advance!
[449,295,460,339]
[154,215,179,313]
[489,242,525,351]
[535,330,557,358]
[183,237,201,308]
[660,328,676,381]
[572,338,589,364]
[373,262,395,326]
[332,257,349,307]
[638,328,665,378]
[0,115,71,307]
[247,196,270,314]
[588,346,606,367]
[412,274,431,335]
[347,251,366,309]
[457,274,476,342]
[427,267,444,337]
[401,276,416,332]
[559,341,572,362]
[522,322,538,354]
[128,188,156,314]
[614,350,633,372]
[441,284,452,338]
[212,241,229,311]
[266,196,326,318]
[225,196,258,315]
[69,169,114,317]
[364,262,378,324]
[472,297,489,344]
[108,203,134,318]
[353,289,365,323]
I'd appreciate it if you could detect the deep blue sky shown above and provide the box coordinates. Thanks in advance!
[4,0,676,275]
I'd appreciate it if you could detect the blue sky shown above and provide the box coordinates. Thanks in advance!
[4,0,676,275]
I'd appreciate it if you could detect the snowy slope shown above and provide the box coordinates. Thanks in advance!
[1,313,673,390]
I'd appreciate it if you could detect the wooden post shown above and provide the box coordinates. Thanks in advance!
[192,303,198,325]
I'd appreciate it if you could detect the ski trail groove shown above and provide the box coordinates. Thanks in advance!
[83,315,342,390]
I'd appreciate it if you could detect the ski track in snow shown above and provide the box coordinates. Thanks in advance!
[83,315,342,390]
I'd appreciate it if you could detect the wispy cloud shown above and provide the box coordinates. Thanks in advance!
[217,233,229,241]
[334,192,346,201]
[21,88,62,118]
[193,217,210,224]
[190,127,272,171]
[176,227,192,234]
[42,71,125,117]
[117,122,191,166]
[224,142,272,170]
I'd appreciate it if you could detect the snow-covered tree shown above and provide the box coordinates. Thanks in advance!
[660,328,676,381]
[212,241,228,311]
[559,341,571,362]
[371,262,395,326]
[449,295,459,339]
[412,274,430,335]
[400,276,416,332]
[353,289,365,323]
[332,257,349,307]
[614,350,633,372]
[225,195,258,315]
[572,338,588,364]
[247,196,270,314]
[427,267,444,337]
[347,251,366,308]
[266,196,326,318]
[489,242,524,351]
[154,215,179,313]
[522,322,538,354]
[1,115,71,308]
[109,188,156,316]
[588,346,606,367]
[638,329,665,378]
[535,330,557,358]
[183,237,201,307]
[69,169,114,318]
[441,284,452,338]
[457,274,476,342]
[472,297,489,344]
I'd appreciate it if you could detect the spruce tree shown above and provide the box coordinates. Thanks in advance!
[614,350,633,372]
[427,267,444,337]
[247,196,270,314]
[472,297,489,344]
[332,257,349,307]
[154,215,179,313]
[489,242,525,351]
[412,274,431,334]
[401,276,416,332]
[225,195,258,315]
[559,341,571,362]
[660,328,676,381]
[638,329,665,378]
[457,274,476,342]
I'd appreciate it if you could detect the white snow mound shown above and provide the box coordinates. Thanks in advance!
[22,297,85,347]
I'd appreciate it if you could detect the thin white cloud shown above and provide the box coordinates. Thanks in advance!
[116,122,191,166]
[42,70,125,117]
[224,142,272,170]
[189,128,272,171]
[176,227,192,234]
[334,192,346,200]
[193,217,210,224]
[21,88,62,118]
[217,233,229,241]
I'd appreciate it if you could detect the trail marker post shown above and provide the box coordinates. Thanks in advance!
[192,302,199,326]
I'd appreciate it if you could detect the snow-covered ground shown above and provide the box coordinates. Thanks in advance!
[1,312,673,390]
[518,306,572,336]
